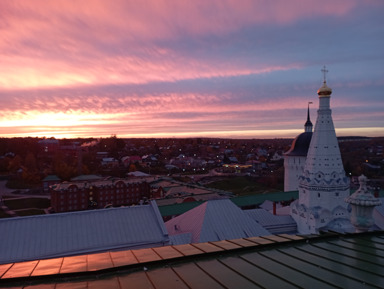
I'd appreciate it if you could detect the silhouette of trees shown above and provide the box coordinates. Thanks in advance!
[7,155,22,174]
[53,152,77,181]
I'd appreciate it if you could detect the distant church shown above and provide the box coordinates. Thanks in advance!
[284,103,313,192]
[287,67,352,234]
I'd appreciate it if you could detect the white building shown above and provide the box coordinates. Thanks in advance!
[284,104,313,192]
[290,68,352,234]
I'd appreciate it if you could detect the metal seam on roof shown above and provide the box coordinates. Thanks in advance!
[0,204,170,264]
[1,232,384,288]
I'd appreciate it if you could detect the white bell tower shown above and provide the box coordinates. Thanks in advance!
[290,67,351,234]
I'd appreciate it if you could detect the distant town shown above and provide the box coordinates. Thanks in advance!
[0,135,383,218]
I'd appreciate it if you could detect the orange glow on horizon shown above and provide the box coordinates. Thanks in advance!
[1,126,383,140]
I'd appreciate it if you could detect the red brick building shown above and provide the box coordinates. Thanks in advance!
[50,178,150,213]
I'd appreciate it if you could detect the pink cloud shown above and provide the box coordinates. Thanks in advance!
[0,48,301,90]
[0,0,361,90]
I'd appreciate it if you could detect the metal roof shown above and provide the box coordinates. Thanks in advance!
[1,232,383,288]
[231,191,298,207]
[70,174,103,181]
[245,209,294,226]
[127,171,150,177]
[165,199,270,243]
[158,191,299,217]
[158,189,384,218]
[52,177,147,191]
[0,200,169,264]
[245,209,297,234]
[284,131,312,156]
[41,175,61,182]
[374,198,384,229]
[158,201,204,216]
[169,232,193,245]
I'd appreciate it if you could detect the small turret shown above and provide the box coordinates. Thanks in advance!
[345,175,382,232]
[304,102,313,132]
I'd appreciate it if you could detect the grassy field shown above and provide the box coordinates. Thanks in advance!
[205,176,281,196]
[14,209,46,216]
[0,210,11,218]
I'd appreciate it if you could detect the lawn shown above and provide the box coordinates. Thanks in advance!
[4,197,50,210]
[14,209,46,216]
[0,210,11,218]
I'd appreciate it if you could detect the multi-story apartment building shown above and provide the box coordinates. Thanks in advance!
[50,178,150,212]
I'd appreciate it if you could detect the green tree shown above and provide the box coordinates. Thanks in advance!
[25,152,37,172]
[53,152,77,180]
[129,163,137,172]
[7,155,22,173]
[0,157,10,173]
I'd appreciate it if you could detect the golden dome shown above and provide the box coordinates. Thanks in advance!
[317,81,332,97]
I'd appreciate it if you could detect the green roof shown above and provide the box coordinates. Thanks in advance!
[158,188,384,217]
[70,174,103,181]
[1,231,383,288]
[230,190,298,207]
[158,201,205,216]
[158,191,298,217]
[42,175,61,182]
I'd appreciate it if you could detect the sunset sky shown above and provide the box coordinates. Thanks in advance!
[0,0,383,139]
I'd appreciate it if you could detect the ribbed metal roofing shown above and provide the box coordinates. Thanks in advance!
[41,175,61,182]
[158,191,299,217]
[0,200,169,264]
[1,232,383,288]
[231,190,298,207]
[165,199,270,243]
[70,174,103,181]
[245,208,295,227]
[374,198,384,229]
[245,209,297,234]
[169,232,192,245]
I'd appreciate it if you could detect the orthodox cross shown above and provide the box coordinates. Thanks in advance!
[321,65,328,82]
